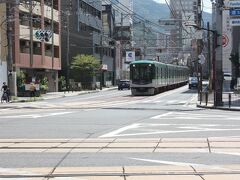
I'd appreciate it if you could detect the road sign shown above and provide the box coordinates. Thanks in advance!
[230,9,240,16]
[0,0,16,3]
[227,1,240,8]
[194,30,203,40]
[198,54,205,65]
[126,51,135,63]
[222,34,229,47]
[230,18,240,26]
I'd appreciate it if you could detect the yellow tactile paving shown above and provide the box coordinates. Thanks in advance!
[114,138,160,143]
[154,148,209,153]
[0,149,47,153]
[9,143,61,148]
[126,175,203,180]
[161,138,207,143]
[203,174,240,180]
[107,142,158,148]
[124,165,194,173]
[0,138,239,153]
[157,142,208,148]
[208,137,240,142]
[77,143,109,148]
[99,148,154,153]
[210,142,240,148]
[0,143,15,148]
[0,166,239,180]
[53,167,123,175]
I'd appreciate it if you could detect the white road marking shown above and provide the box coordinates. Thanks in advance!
[100,123,140,138]
[0,112,73,119]
[129,158,232,171]
[100,123,240,138]
[150,112,173,119]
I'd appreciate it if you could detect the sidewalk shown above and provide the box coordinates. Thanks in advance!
[0,138,240,179]
[197,92,240,111]
[2,86,117,104]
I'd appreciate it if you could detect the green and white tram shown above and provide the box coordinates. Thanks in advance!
[130,60,189,95]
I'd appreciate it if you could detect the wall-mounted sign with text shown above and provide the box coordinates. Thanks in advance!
[126,51,135,63]
[230,18,240,26]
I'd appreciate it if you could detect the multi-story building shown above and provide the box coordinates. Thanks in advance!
[0,3,8,94]
[61,0,115,88]
[9,0,61,94]
[111,0,133,80]
[101,3,116,86]
[169,0,199,61]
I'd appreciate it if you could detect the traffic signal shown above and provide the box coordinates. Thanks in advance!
[35,30,44,41]
[44,30,53,42]
[35,30,53,42]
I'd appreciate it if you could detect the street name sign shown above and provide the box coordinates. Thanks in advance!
[0,0,15,3]
[230,18,240,26]
[227,1,240,8]
[230,9,240,16]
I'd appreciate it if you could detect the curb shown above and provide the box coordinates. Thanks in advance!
[8,87,118,103]
[197,104,240,111]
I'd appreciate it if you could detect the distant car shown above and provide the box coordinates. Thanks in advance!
[118,80,130,90]
[188,77,198,89]
[202,80,209,92]
[223,72,232,81]
[236,78,240,91]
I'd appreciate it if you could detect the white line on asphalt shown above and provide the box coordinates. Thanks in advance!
[129,158,232,171]
[99,122,240,138]
[99,123,141,138]
[0,112,73,119]
[150,112,173,119]
[184,94,197,107]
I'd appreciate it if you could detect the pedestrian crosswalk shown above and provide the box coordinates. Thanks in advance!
[15,97,197,109]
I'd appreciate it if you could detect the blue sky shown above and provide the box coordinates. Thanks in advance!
[153,0,212,13]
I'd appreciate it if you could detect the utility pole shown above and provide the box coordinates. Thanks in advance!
[120,13,123,79]
[207,22,211,81]
[51,0,56,91]
[6,1,15,97]
[66,12,70,92]
[143,21,146,59]
[214,0,223,106]
[197,0,202,98]
[51,0,54,69]
[99,34,103,90]
[29,0,33,68]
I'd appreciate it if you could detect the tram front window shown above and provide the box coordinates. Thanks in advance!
[131,64,154,84]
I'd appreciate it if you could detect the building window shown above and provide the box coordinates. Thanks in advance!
[45,44,52,57]
[33,42,41,55]
[20,40,30,53]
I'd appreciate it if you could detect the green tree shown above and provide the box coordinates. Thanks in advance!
[70,54,101,82]
[17,70,26,92]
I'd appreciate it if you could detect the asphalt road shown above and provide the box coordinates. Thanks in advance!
[0,86,240,179]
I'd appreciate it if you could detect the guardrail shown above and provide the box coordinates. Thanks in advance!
[199,91,240,108]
